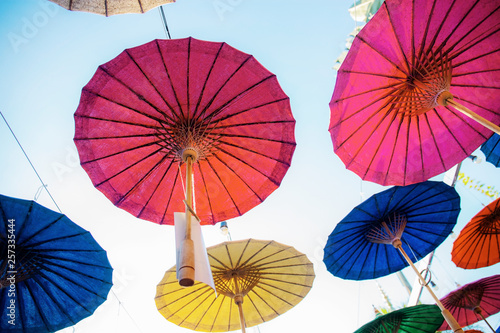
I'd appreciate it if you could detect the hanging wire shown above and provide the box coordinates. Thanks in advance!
[1,111,62,213]
[111,290,144,333]
[158,6,171,39]
[1,111,143,332]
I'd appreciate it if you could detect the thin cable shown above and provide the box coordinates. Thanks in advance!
[111,290,144,332]
[158,6,171,39]
[1,111,62,213]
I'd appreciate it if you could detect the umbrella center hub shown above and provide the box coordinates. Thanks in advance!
[156,117,221,162]
[366,213,407,246]
[393,52,452,116]
[479,206,500,234]
[0,246,41,288]
[213,267,261,299]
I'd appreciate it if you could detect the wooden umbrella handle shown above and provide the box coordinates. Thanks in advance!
[438,92,500,135]
[178,152,196,287]
[393,240,464,333]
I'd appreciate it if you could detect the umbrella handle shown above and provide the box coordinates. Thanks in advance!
[236,297,247,333]
[438,92,500,135]
[474,307,496,333]
[178,152,197,287]
[394,241,464,333]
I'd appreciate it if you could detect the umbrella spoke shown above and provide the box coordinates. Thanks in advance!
[155,40,186,121]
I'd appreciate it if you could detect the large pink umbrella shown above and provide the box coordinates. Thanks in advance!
[329,0,500,186]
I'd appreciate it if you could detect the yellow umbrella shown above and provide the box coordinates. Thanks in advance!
[155,239,315,332]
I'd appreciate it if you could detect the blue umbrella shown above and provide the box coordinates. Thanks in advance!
[0,194,113,332]
[481,134,500,168]
[323,181,464,332]
[323,181,460,280]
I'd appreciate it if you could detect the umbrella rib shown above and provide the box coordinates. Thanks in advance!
[258,276,314,291]
[74,133,159,141]
[200,73,278,126]
[206,158,240,215]
[15,215,65,251]
[80,138,164,164]
[384,1,411,73]
[155,39,185,121]
[31,249,111,267]
[423,0,463,57]
[75,112,166,131]
[187,37,192,128]
[123,49,180,124]
[423,111,449,170]
[113,151,174,206]
[416,0,439,62]
[452,67,500,77]
[90,145,169,187]
[451,27,500,66]
[446,3,500,62]
[244,255,311,271]
[23,278,54,331]
[215,145,286,184]
[236,242,284,269]
[209,97,291,123]
[339,69,407,81]
[213,119,295,130]
[332,83,406,149]
[356,34,409,77]
[192,41,224,124]
[344,101,400,173]
[245,293,267,324]
[255,279,311,298]
[138,160,179,224]
[218,138,292,166]
[37,267,109,305]
[195,53,254,122]
[75,88,172,129]
[247,290,283,315]
[34,272,95,320]
[450,94,500,121]
[35,258,112,284]
[95,66,178,125]
[211,153,263,201]
[453,42,500,69]
[197,164,218,223]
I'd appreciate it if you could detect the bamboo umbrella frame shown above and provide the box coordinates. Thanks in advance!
[390,51,500,135]
[366,213,465,333]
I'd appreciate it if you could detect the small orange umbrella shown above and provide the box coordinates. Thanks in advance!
[452,197,500,269]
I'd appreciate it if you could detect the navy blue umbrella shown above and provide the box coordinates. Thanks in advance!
[0,194,113,332]
[481,134,500,168]
[323,181,464,332]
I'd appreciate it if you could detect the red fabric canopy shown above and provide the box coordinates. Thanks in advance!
[74,37,295,225]
[330,0,500,186]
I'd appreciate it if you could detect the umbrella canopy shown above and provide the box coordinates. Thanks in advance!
[481,134,500,168]
[452,197,500,269]
[323,181,460,280]
[74,37,296,226]
[439,275,500,332]
[329,0,500,186]
[48,0,175,16]
[0,194,113,332]
[155,238,315,332]
[353,304,444,333]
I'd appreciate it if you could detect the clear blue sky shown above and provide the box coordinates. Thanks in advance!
[1,1,499,332]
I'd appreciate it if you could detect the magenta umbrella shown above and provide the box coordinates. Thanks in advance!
[329,0,500,186]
